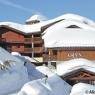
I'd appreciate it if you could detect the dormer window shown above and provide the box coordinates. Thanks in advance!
[83,21,88,24]
[67,25,80,28]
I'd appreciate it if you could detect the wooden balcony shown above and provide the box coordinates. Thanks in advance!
[43,54,57,61]
[24,48,32,53]
[33,37,43,44]
[6,40,24,43]
[0,38,6,42]
[24,38,32,43]
[33,47,43,53]
[33,37,41,41]
[0,38,24,44]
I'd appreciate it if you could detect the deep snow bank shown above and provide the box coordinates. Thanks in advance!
[18,75,72,95]
[0,47,29,95]
[70,83,95,95]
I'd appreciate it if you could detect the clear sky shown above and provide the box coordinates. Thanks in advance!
[0,0,95,23]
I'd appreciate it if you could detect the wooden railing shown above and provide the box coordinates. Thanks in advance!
[33,37,42,41]
[24,38,32,43]
[0,38,6,42]
[24,48,32,52]
[43,55,57,61]
[34,47,43,53]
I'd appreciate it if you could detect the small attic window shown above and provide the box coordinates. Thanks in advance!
[67,25,80,28]
[83,21,88,24]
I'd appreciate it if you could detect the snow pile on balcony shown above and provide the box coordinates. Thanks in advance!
[18,75,72,95]
[57,58,95,76]
[70,83,95,95]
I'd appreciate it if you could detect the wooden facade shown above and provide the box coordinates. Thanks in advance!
[1,26,95,62]
[0,27,44,61]
[61,69,95,86]
[44,47,95,61]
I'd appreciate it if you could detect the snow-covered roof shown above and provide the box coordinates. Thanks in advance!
[70,83,95,95]
[55,13,95,26]
[26,14,47,23]
[18,75,72,95]
[0,22,42,34]
[57,58,95,76]
[43,20,95,47]
[0,13,95,35]
[41,13,95,28]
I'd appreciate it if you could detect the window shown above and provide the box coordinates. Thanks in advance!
[53,50,57,55]
[34,34,41,37]
[51,62,56,68]
[24,44,32,48]
[34,53,42,57]
[24,35,32,38]
[17,45,20,48]
[67,25,80,28]
[34,44,42,47]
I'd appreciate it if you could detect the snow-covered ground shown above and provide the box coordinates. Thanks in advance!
[1,49,95,95]
[70,83,95,95]
[0,47,45,95]
[18,74,71,95]
[0,47,29,95]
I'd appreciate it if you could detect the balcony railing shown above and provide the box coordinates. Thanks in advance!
[34,47,43,53]
[24,48,32,53]
[7,40,24,43]
[24,38,32,43]
[24,47,43,53]
[33,37,42,41]
[0,38,6,42]
[43,55,57,61]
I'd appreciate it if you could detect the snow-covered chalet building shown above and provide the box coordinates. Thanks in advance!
[43,14,95,62]
[1,13,95,63]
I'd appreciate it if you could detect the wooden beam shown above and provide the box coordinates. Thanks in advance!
[69,76,95,80]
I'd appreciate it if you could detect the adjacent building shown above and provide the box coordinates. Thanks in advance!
[43,14,95,62]
[0,15,46,62]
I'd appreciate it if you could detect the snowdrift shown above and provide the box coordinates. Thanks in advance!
[70,83,95,95]
[18,75,72,95]
[0,47,44,95]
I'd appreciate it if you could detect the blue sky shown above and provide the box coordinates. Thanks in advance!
[0,0,95,23]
